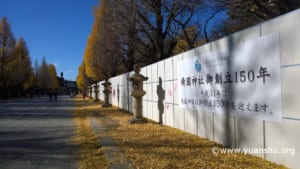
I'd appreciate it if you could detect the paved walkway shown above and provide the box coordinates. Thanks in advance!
[0,96,79,169]
[89,112,135,169]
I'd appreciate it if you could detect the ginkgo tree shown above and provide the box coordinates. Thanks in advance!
[10,38,35,92]
[48,64,59,92]
[84,0,125,82]
[0,17,16,97]
[76,62,91,91]
[36,57,51,93]
[0,17,36,98]
[83,0,127,102]
[80,0,300,90]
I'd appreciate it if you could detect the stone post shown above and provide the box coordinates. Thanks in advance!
[94,83,99,102]
[129,64,148,123]
[102,79,111,107]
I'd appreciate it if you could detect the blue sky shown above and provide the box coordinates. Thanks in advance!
[1,0,99,81]
[1,0,227,81]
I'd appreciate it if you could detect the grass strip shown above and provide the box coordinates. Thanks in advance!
[98,106,287,169]
[71,99,109,169]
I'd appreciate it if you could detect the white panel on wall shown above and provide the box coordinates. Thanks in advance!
[146,65,152,83]
[111,85,117,106]
[143,83,147,100]
[261,9,300,66]
[123,98,128,111]
[173,54,182,105]
[173,81,179,105]
[109,92,112,105]
[119,85,123,99]
[145,83,152,101]
[174,105,185,130]
[179,33,282,122]
[152,101,160,122]
[109,79,114,105]
[213,113,235,147]
[165,57,173,81]
[114,75,119,84]
[100,81,104,101]
[157,60,165,81]
[232,25,260,45]
[123,85,128,100]
[281,67,300,119]
[164,81,174,104]
[125,85,130,99]
[211,25,260,52]
[197,111,214,140]
[173,54,182,81]
[152,82,159,102]
[235,117,264,158]
[120,98,126,110]
[210,35,231,55]
[91,84,95,98]
[109,78,114,87]
[184,109,198,135]
[141,67,147,78]
[182,47,195,61]
[265,119,300,169]
[149,83,154,101]
[164,103,174,127]
[184,43,211,61]
[193,43,211,56]
[142,100,148,118]
[97,84,101,101]
[115,76,119,84]
[151,63,158,83]
[109,87,113,105]
[147,101,153,120]
[116,77,121,107]
[122,73,128,86]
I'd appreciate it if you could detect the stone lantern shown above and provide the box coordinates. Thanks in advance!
[129,64,148,123]
[94,83,99,102]
[102,79,112,107]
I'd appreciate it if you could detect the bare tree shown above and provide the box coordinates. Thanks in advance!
[213,0,300,37]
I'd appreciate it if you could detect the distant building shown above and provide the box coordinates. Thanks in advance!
[64,80,78,94]
[57,72,78,94]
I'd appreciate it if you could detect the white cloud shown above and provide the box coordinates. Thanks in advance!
[53,61,60,68]
[64,70,73,74]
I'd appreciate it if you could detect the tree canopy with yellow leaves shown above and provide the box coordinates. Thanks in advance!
[0,17,35,98]
[79,0,300,85]
[48,64,59,91]
[83,0,125,82]
[77,62,91,90]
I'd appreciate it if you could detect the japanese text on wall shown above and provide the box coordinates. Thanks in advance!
[178,33,282,121]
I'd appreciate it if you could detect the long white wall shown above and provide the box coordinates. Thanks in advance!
[91,9,300,169]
